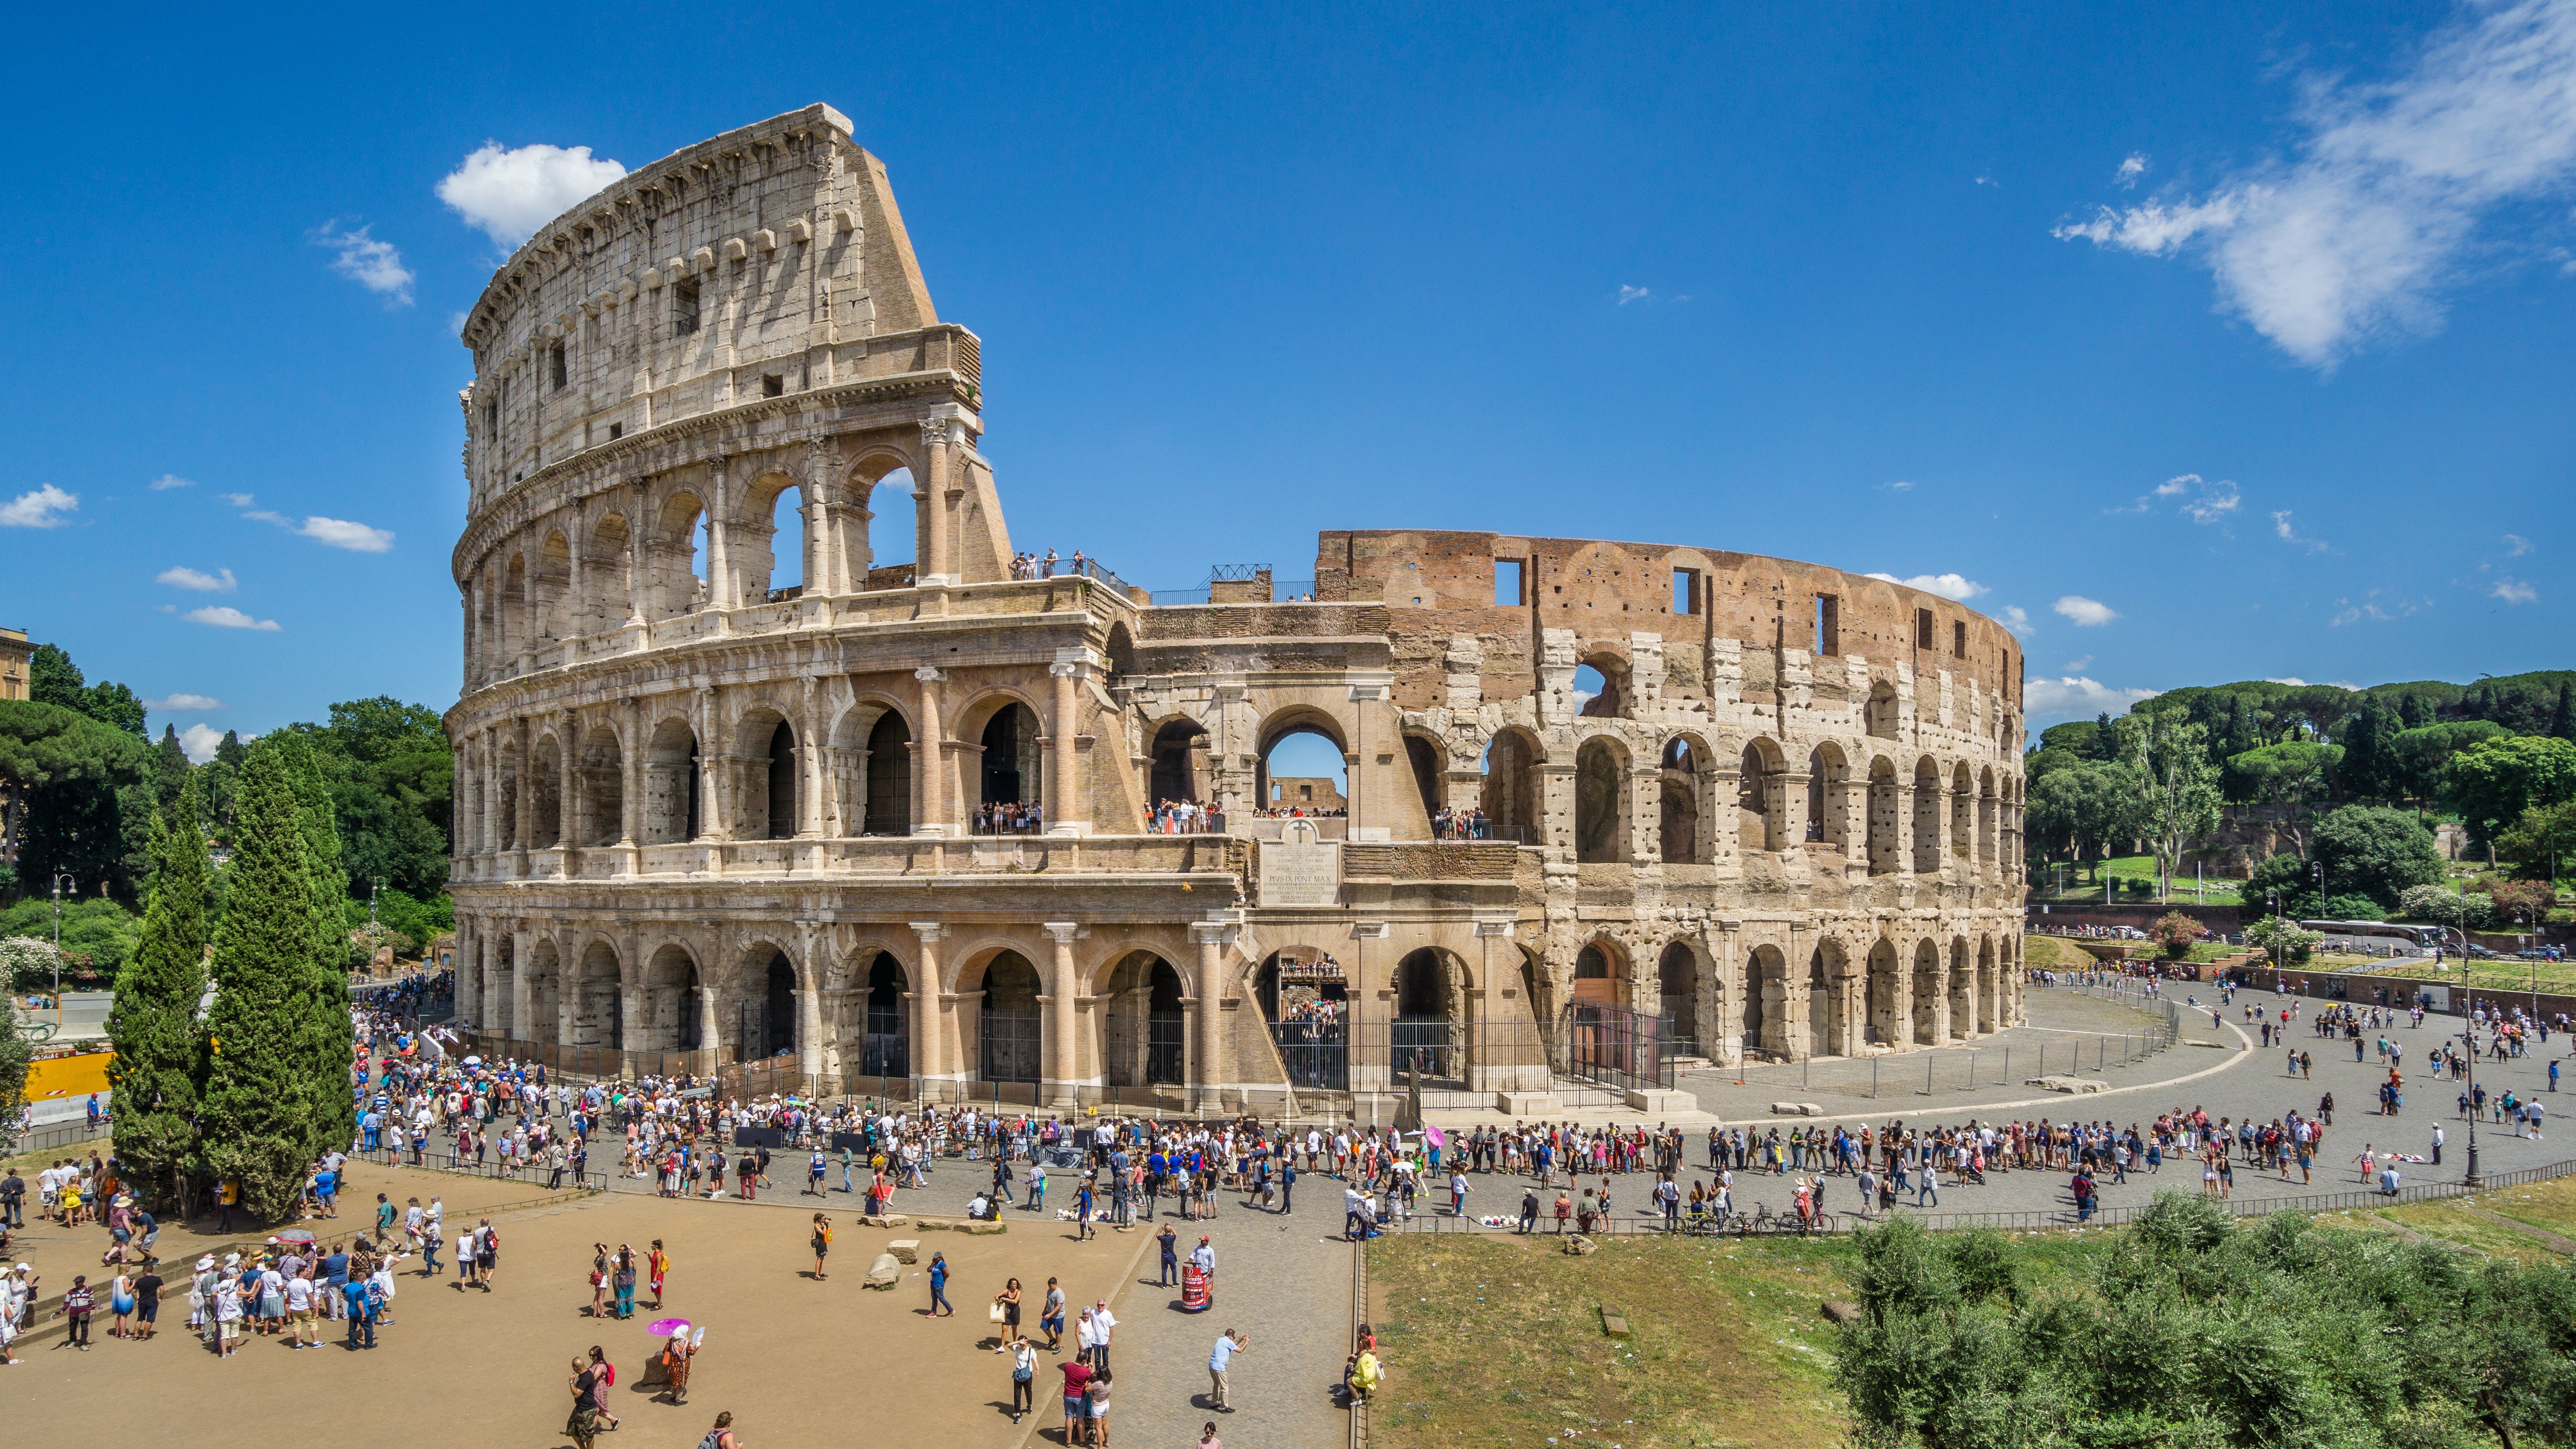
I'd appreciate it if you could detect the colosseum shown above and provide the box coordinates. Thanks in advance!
[446,104,2029,1115]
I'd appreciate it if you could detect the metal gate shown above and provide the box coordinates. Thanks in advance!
[1271,1021,1347,1092]
[1147,1008,1185,1085]
[981,1010,1042,1084]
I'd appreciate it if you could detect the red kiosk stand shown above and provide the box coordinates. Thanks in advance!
[1180,1263,1211,1312]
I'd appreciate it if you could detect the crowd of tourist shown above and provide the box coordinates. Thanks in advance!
[1150,798,1222,834]
[973,799,1047,835]
[1008,548,1095,581]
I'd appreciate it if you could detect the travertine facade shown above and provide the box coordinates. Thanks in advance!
[446,105,2027,1113]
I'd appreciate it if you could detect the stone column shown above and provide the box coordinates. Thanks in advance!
[559,708,581,852]
[799,676,824,838]
[913,666,946,834]
[1190,920,1236,1112]
[454,916,479,1029]
[910,922,947,1097]
[479,928,501,1037]
[917,419,953,585]
[513,719,534,865]
[696,686,727,841]
[1043,922,1082,1110]
[626,478,651,628]
[566,498,587,642]
[511,922,534,1046]
[796,920,825,1078]
[619,697,643,852]
[706,456,734,621]
[1047,652,1088,834]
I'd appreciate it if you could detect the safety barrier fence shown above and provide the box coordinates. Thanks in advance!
[1386,1154,2576,1236]
[1713,986,2183,1100]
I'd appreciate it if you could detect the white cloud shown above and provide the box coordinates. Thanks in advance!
[236,500,395,553]
[218,492,254,508]
[1886,479,1915,491]
[2119,472,2240,522]
[2272,509,2330,552]
[2268,677,2310,686]
[2329,589,2427,625]
[0,484,77,528]
[2054,594,2119,626]
[1865,571,1988,601]
[2505,532,2535,556]
[2053,1,2576,367]
[1617,285,1651,305]
[2493,576,2540,603]
[2064,654,2094,671]
[146,693,225,712]
[311,222,415,306]
[149,473,194,491]
[184,605,281,632]
[2002,605,2034,636]
[177,723,228,764]
[2026,676,2161,721]
[1974,175,1998,187]
[155,565,238,593]
[436,141,628,248]
[2117,152,2150,187]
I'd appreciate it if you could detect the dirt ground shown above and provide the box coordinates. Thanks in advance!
[8,1162,1151,1448]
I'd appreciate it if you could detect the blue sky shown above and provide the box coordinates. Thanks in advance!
[4,1,2572,763]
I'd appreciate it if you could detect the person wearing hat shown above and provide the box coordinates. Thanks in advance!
[658,1328,698,1405]
[1090,1300,1117,1375]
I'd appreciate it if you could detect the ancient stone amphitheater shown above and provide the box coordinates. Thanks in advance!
[447,105,2027,1115]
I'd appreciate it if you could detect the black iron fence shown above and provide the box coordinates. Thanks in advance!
[1556,1004,1677,1092]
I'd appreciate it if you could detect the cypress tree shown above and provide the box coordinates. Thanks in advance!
[107,776,213,1211]
[2552,680,2573,742]
[198,740,330,1219]
[277,733,357,1162]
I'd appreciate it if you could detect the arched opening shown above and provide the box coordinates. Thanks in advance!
[1659,737,1701,864]
[1739,742,1779,852]
[584,513,632,630]
[765,719,798,840]
[528,735,563,849]
[864,467,915,586]
[1806,946,1834,1058]
[864,711,913,835]
[980,701,1043,826]
[1149,717,1205,806]
[1866,757,1901,875]
[1977,936,1999,1033]
[499,554,527,659]
[1911,939,1940,1045]
[1102,953,1187,1087]
[576,940,622,1049]
[1258,715,1347,817]
[1866,679,1900,739]
[1392,947,1463,1083]
[1574,658,1627,718]
[759,482,805,599]
[1866,939,1901,1046]
[1950,763,1974,862]
[525,939,561,1045]
[643,718,700,843]
[642,945,702,1052]
[1657,941,1698,1047]
[862,952,910,1078]
[1978,767,1999,874]
[534,531,572,643]
[1744,945,1786,1058]
[1948,938,1973,1041]
[741,947,795,1061]
[1807,743,1849,849]
[1257,948,1348,1091]
[1911,757,1943,873]
[1574,736,1627,863]
[652,492,707,621]
[977,952,1042,1085]
[1479,729,1544,845]
[1403,734,1444,825]
[577,728,624,846]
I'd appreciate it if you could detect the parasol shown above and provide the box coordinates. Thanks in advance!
[648,1317,693,1337]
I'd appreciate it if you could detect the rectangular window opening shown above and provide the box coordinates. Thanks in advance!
[1814,593,1840,656]
[1952,620,1967,659]
[549,343,567,392]
[1915,607,1934,650]
[1672,568,1702,615]
[1494,559,1524,606]
[674,279,701,336]
[762,373,785,398]
[607,421,623,440]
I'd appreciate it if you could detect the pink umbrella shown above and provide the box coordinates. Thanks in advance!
[648,1317,692,1337]
[1425,1125,1445,1148]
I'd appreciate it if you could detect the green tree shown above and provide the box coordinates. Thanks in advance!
[108,777,212,1211]
[2553,678,2575,741]
[2227,740,2343,855]
[0,992,28,1151]
[275,734,356,1157]
[0,698,157,900]
[26,642,147,736]
[2116,713,2221,896]
[2311,804,2444,910]
[2391,719,2509,803]
[2496,799,2576,883]
[2025,758,2143,879]
[2243,851,2315,915]
[2337,699,2397,799]
[151,723,191,810]
[198,739,335,1218]
[2443,734,2576,851]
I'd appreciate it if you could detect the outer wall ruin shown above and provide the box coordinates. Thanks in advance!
[445,104,2027,1117]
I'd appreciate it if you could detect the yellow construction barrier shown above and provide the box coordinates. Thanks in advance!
[27,1049,113,1102]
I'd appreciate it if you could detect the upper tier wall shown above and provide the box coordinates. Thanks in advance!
[456,104,957,514]
[1315,528,2024,721]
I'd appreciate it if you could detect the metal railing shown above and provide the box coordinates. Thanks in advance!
[1694,988,2181,1099]
[1555,1004,1678,1092]
[1385,1155,2576,1236]
[7,1119,110,1154]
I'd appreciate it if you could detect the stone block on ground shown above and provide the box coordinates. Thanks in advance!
[2026,1075,2107,1094]
[1769,1102,1826,1116]
[957,1219,1007,1235]
[1600,1303,1631,1337]
[864,1252,901,1289]
[1563,1234,1597,1256]
[1623,1087,1695,1114]
[887,1238,921,1263]
[1820,1301,1863,1324]
[1497,1091,1563,1116]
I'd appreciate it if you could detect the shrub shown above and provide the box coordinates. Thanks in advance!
[2397,884,2495,929]
[2247,915,2325,964]
[2148,911,2205,958]
[2318,893,2386,921]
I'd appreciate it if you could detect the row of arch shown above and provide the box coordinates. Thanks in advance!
[458,926,1196,1091]
[1572,929,2021,1062]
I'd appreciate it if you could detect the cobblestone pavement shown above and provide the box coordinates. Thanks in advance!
[1417,983,2576,1230]
[1067,1188,1355,1449]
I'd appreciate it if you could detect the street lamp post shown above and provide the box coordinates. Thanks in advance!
[49,872,74,1029]
[2447,923,2482,1188]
